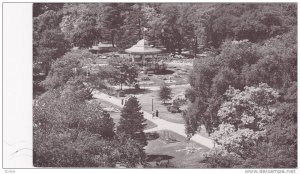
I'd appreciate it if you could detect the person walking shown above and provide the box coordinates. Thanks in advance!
[156,110,159,118]
[152,111,155,119]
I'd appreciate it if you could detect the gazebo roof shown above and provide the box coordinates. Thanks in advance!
[125,39,162,55]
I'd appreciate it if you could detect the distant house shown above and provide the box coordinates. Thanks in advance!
[89,42,116,54]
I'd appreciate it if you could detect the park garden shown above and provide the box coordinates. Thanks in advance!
[33,3,297,168]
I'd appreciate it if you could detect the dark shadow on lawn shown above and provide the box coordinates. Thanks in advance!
[121,88,152,95]
[146,132,160,140]
[162,103,172,106]
[155,69,174,75]
[146,154,174,162]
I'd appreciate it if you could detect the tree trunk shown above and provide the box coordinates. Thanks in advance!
[194,36,198,58]
[138,19,142,40]
[111,31,115,48]
[178,47,182,55]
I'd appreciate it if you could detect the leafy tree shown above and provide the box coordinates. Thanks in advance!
[121,63,139,88]
[107,55,129,67]
[202,148,242,168]
[201,4,296,48]
[237,83,297,168]
[159,84,172,104]
[185,55,219,134]
[40,49,96,90]
[114,133,147,167]
[158,4,184,53]
[242,28,297,90]
[33,89,116,167]
[60,76,93,102]
[33,10,70,74]
[211,83,279,159]
[106,63,138,90]
[102,3,124,47]
[60,4,105,46]
[33,3,64,17]
[116,4,145,49]
[117,96,147,149]
[35,28,70,73]
[69,14,102,48]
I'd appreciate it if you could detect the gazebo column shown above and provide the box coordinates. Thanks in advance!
[141,55,144,66]
[152,55,154,63]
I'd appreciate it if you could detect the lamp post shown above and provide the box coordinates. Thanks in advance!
[152,97,154,112]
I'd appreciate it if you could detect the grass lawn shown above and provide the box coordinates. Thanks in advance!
[137,85,189,124]
[145,130,209,168]
[138,90,184,124]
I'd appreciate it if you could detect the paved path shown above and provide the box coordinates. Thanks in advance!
[111,84,190,91]
[92,91,215,149]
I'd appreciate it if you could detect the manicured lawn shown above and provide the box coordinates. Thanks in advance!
[137,85,189,124]
[145,130,209,168]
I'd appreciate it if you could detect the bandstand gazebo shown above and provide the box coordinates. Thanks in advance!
[125,39,162,63]
[125,39,165,73]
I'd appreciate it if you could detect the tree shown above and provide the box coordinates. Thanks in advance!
[242,28,297,90]
[69,13,102,48]
[112,63,138,90]
[33,3,64,17]
[117,96,147,149]
[35,29,71,73]
[199,4,296,48]
[33,88,116,167]
[159,4,184,53]
[116,4,142,48]
[121,63,139,87]
[114,133,147,167]
[102,3,124,47]
[40,49,96,90]
[60,4,105,46]
[237,82,297,168]
[159,84,172,104]
[33,10,70,74]
[211,83,279,160]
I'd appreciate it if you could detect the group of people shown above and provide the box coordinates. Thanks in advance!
[152,110,159,119]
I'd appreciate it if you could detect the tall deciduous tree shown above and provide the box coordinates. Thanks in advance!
[40,49,89,89]
[102,3,124,47]
[33,10,70,74]
[211,84,279,159]
[117,4,146,49]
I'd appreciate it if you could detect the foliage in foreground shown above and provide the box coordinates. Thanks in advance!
[202,84,297,168]
[33,89,146,167]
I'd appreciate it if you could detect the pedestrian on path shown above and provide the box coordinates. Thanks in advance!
[152,111,155,119]
[156,110,159,118]
[121,98,124,105]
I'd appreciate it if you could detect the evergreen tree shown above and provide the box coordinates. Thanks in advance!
[117,97,147,148]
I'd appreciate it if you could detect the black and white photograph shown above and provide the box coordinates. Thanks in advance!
[2,1,298,172]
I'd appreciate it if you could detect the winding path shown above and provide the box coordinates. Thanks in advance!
[92,91,215,149]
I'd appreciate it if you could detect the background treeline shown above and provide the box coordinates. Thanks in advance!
[33,3,297,168]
